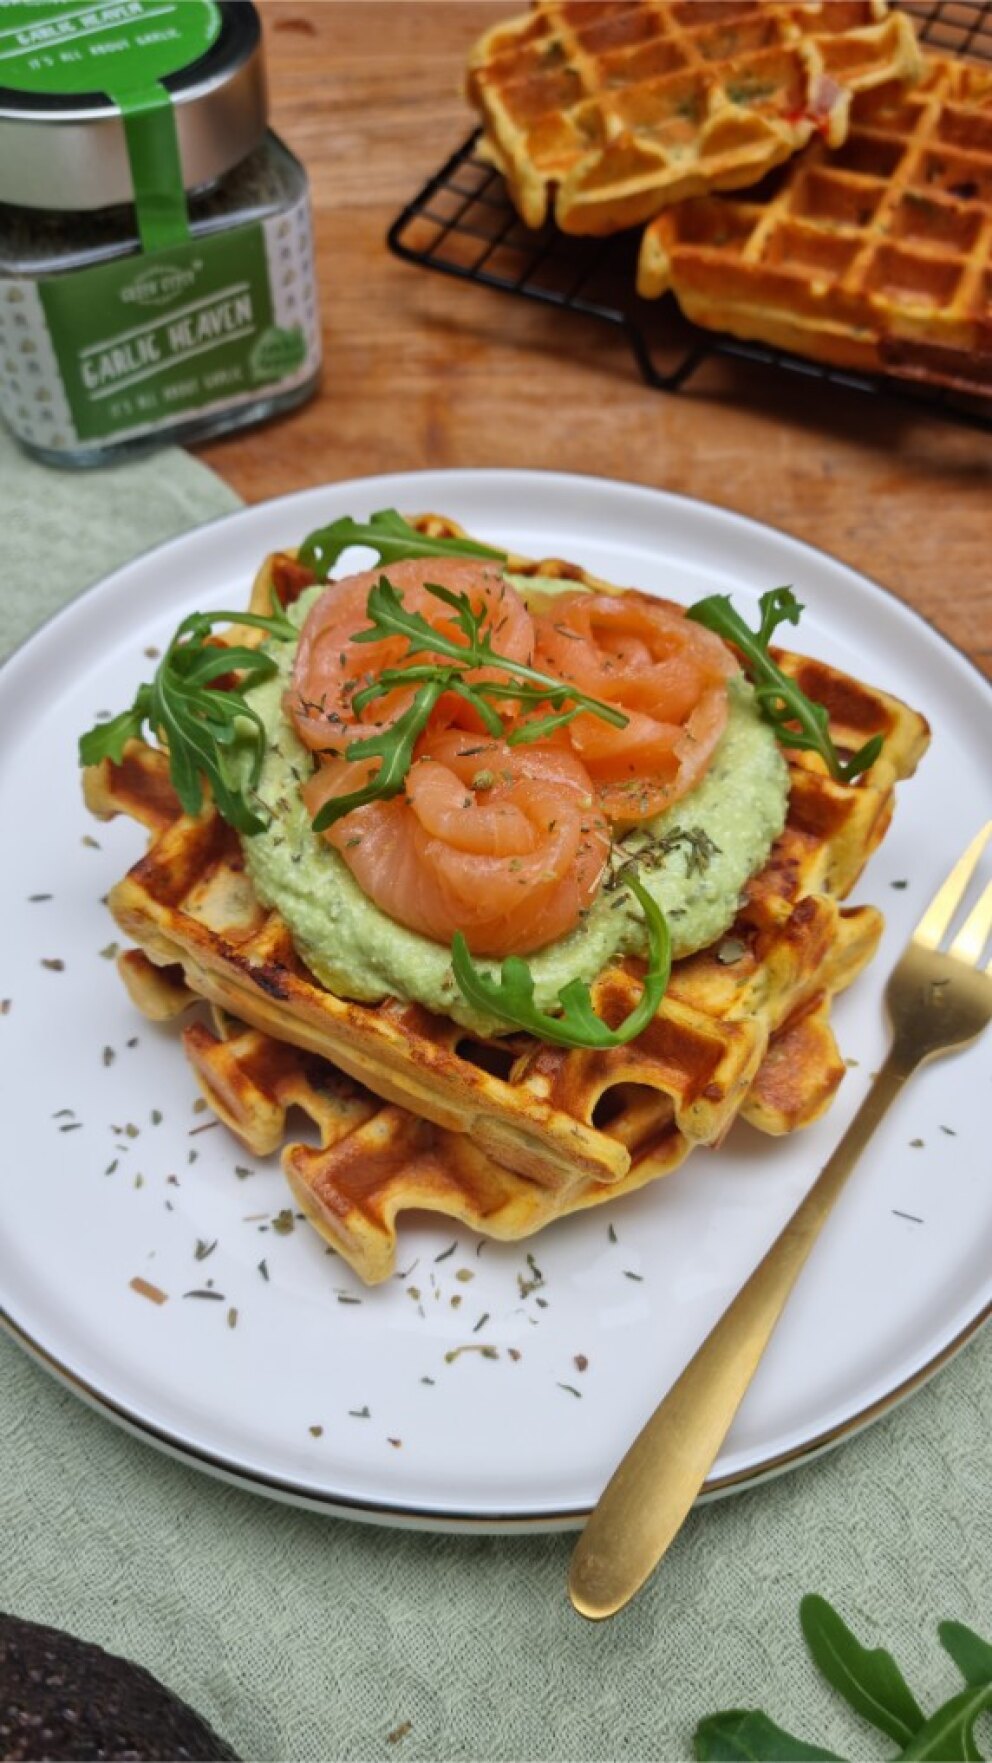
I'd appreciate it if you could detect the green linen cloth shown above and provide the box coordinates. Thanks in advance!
[0,424,989,1763]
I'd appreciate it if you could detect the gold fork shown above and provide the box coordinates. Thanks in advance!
[569,821,992,1622]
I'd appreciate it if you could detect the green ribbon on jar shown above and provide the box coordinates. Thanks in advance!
[0,1,223,250]
[117,81,192,251]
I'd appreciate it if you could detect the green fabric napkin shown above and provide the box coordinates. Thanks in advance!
[1,425,990,1763]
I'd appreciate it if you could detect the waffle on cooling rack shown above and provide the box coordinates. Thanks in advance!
[466,1,921,235]
[638,54,992,393]
[83,516,930,1283]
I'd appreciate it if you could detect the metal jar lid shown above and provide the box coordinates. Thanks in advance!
[0,2,267,211]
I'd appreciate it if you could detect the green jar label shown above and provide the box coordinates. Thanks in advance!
[0,193,320,454]
[37,226,302,442]
[0,1,221,94]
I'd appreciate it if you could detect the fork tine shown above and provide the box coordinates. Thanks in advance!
[948,878,992,968]
[914,821,992,952]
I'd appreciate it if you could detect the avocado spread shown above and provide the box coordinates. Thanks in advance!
[241,579,790,1034]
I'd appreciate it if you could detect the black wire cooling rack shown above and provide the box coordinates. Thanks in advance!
[386,1,992,433]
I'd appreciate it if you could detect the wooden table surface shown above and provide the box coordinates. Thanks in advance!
[198,1,991,680]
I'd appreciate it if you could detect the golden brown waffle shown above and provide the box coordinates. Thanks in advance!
[466,1,921,235]
[161,987,865,1285]
[638,53,992,394]
[85,752,889,1197]
[83,515,929,1283]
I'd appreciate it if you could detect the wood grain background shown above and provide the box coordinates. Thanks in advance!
[198,1,992,679]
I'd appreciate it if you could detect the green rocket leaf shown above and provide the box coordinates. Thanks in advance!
[939,1624,992,1690]
[686,589,882,784]
[694,1711,842,1761]
[800,1594,924,1746]
[298,507,507,578]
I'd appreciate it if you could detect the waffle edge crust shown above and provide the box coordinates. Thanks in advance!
[637,54,992,396]
[82,515,930,1284]
[466,0,922,236]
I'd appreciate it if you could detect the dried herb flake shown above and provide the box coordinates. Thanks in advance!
[130,1277,168,1305]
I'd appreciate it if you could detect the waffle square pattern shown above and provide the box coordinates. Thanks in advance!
[83,518,929,1284]
[638,54,992,393]
[467,0,921,234]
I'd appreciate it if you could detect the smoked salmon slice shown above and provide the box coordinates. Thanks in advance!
[290,563,736,957]
[287,558,534,753]
[303,730,610,957]
[531,590,736,826]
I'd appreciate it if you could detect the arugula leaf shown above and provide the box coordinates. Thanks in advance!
[78,606,297,836]
[352,667,506,739]
[451,875,670,1048]
[799,1594,924,1746]
[686,588,883,785]
[900,1685,992,1760]
[310,678,450,830]
[80,685,154,768]
[355,574,628,729]
[313,573,629,829]
[298,508,507,579]
[353,574,482,658]
[506,705,585,746]
[693,1711,842,1761]
[693,1600,992,1763]
[939,1625,992,1690]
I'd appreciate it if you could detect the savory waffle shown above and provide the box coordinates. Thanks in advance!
[85,746,890,1197]
[83,515,929,1281]
[164,981,872,1285]
[638,54,992,394]
[466,1,921,235]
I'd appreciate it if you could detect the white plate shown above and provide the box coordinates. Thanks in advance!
[1,469,990,1533]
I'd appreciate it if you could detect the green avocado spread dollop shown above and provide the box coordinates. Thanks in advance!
[241,578,789,1034]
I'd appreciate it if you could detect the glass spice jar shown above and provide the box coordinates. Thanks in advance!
[0,0,321,467]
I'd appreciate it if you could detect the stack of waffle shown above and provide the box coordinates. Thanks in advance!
[84,517,930,1284]
[468,3,992,396]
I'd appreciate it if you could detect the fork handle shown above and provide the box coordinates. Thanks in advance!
[568,1048,910,1621]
